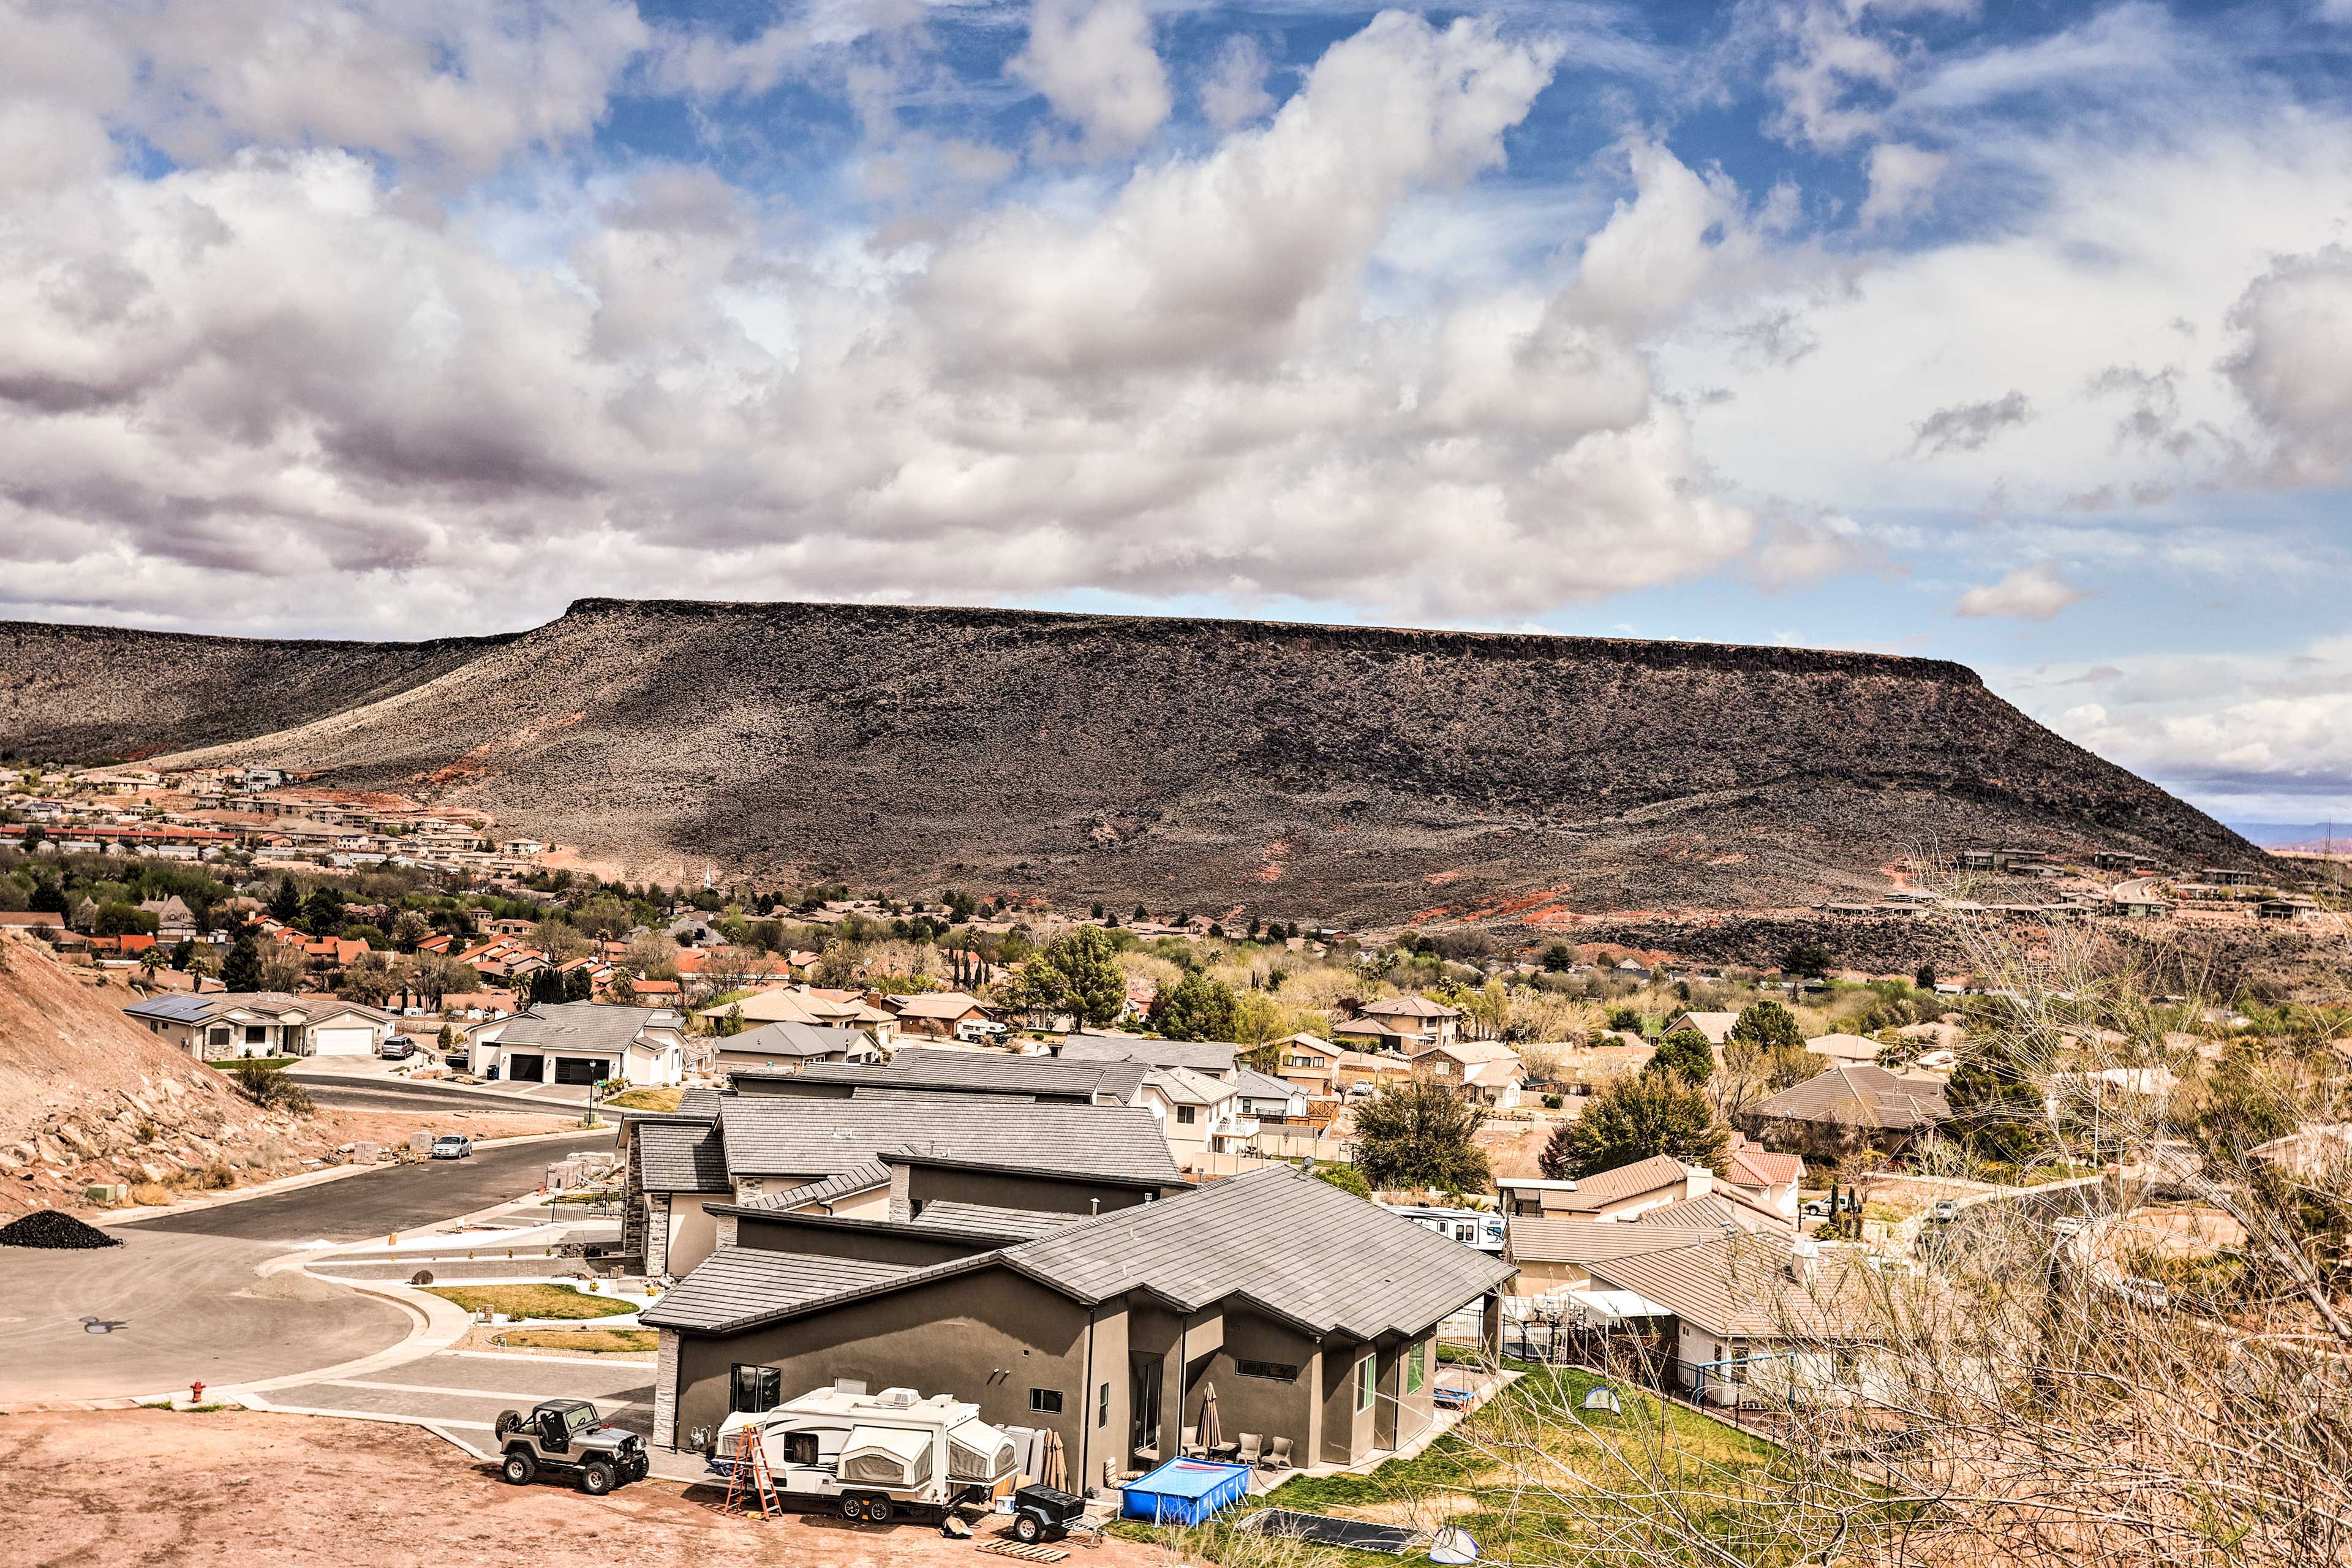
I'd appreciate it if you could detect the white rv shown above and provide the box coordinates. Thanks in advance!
[711,1384,1019,1523]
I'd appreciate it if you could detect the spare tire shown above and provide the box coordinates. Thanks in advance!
[410,1269,435,1286]
[494,1409,524,1442]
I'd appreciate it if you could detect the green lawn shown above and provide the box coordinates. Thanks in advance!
[491,1327,657,1354]
[600,1087,683,1112]
[424,1284,634,1321]
[204,1057,297,1071]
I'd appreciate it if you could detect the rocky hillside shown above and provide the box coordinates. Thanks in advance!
[4,598,2262,921]
[0,618,513,760]
[0,938,326,1216]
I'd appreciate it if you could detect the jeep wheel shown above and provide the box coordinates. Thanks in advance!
[493,1410,524,1442]
[1013,1512,1045,1545]
[502,1450,537,1486]
[865,1498,892,1525]
[580,1460,616,1496]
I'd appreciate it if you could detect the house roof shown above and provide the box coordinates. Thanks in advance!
[722,1020,876,1061]
[888,991,992,1020]
[1804,1033,1882,1063]
[1274,1032,1338,1057]
[1360,995,1460,1020]
[1724,1136,1805,1189]
[1626,1193,1785,1234]
[1332,1014,1411,1039]
[1334,1049,1414,1072]
[1664,1011,1740,1046]
[714,1091,1185,1186]
[1232,1068,1298,1101]
[758,1161,894,1212]
[797,1048,1147,1102]
[1752,1065,1951,1130]
[1414,1040,1519,1064]
[1508,1216,1728,1265]
[1586,1234,1866,1338]
[1144,1065,1236,1107]
[910,1201,1082,1243]
[124,991,309,1025]
[1058,1035,1236,1076]
[496,1002,683,1053]
[638,1123,729,1194]
[1506,1153,1692,1213]
[649,1164,1510,1339]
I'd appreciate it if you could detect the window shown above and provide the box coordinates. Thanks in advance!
[1235,1360,1298,1383]
[1030,1389,1064,1415]
[245,1025,267,1044]
[1357,1355,1375,1413]
[730,1364,782,1414]
[1098,1383,1110,1428]
[782,1432,820,1466]
[1175,1105,1196,1125]
[1725,1340,1750,1385]
[1406,1344,1426,1396]
[208,1026,231,1046]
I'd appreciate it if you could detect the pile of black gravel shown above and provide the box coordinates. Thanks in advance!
[0,1208,124,1249]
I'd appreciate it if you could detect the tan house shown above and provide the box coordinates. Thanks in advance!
[1660,1011,1740,1046]
[697,986,900,1046]
[1354,995,1461,1049]
[1804,1033,1882,1065]
[1745,1065,1951,1156]
[1721,1134,1806,1222]
[1270,1032,1343,1095]
[1498,1154,1713,1223]
[122,992,390,1059]
[1411,1041,1523,1107]
[1330,1012,1415,1052]
[883,990,998,1042]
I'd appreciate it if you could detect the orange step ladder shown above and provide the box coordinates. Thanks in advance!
[723,1428,779,1518]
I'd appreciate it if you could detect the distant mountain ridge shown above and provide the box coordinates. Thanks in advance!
[0,598,2264,922]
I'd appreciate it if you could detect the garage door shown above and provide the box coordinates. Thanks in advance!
[311,1026,374,1057]
[507,1053,545,1083]
[554,1056,606,1085]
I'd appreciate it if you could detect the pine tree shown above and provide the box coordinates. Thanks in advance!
[222,929,263,992]
[270,876,303,925]
[1648,1025,1716,1088]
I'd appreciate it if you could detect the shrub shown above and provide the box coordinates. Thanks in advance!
[1542,1093,1564,1109]
[231,1061,315,1116]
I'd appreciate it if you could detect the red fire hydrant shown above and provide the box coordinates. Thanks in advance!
[189,1381,205,1404]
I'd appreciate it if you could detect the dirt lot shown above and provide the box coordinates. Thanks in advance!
[321,1106,579,1147]
[2,1409,1177,1568]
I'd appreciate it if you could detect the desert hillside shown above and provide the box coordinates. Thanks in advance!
[4,599,2261,920]
[0,618,514,761]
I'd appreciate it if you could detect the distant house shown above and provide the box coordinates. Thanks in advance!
[1660,1011,1741,1047]
[1269,1032,1342,1095]
[1411,1040,1524,1107]
[1330,1012,1415,1052]
[1720,1134,1805,1221]
[1803,1033,1882,1065]
[121,992,390,1059]
[1745,1064,1951,1155]
[1354,995,1461,1049]
[139,895,197,943]
[711,1020,884,1077]
[468,1001,688,1087]
[1498,1154,1712,1224]
[1331,1049,1415,1093]
[881,990,997,1042]
[1232,1067,1310,1123]
[696,986,899,1045]
[1139,1065,1257,1169]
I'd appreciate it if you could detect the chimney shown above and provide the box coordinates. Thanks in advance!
[1789,1236,1820,1285]
[1686,1164,1714,1202]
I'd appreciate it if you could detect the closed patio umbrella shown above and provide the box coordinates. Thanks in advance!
[1196,1384,1222,1455]
[1038,1426,1068,1493]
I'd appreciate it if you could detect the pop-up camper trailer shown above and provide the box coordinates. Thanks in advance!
[712,1384,1019,1522]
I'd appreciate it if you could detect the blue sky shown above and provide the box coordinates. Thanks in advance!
[2,0,2350,824]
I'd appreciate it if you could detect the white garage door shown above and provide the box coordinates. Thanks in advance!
[312,1026,375,1057]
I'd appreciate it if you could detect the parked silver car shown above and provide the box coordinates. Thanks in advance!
[430,1134,473,1159]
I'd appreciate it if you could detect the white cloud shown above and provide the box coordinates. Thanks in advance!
[1859,140,1946,225]
[1199,34,1276,130]
[1955,562,2087,620]
[2223,245,2352,484]
[1009,0,1172,154]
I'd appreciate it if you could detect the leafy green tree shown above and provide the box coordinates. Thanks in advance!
[92,902,158,938]
[1153,971,1240,1041]
[1542,944,1575,972]
[269,875,303,925]
[1540,1073,1727,1179]
[302,886,342,935]
[30,878,68,916]
[1729,1000,1806,1056]
[1352,1078,1491,1194]
[1782,941,1833,979]
[222,928,263,992]
[1016,926,1127,1027]
[1915,963,1937,990]
[1607,1006,1644,1034]
[1945,1037,2052,1164]
[1311,1163,1373,1199]
[1648,1025,1715,1088]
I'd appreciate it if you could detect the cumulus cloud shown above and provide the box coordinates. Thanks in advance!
[1955,562,2088,620]
[1009,0,1172,154]
[0,11,1785,637]
[2223,244,2352,483]
[1199,34,1276,130]
[1909,391,2032,456]
[1859,141,1946,224]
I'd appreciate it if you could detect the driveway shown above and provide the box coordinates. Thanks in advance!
[251,1348,656,1450]
[121,1139,588,1243]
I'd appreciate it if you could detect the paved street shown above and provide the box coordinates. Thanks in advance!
[121,1140,589,1243]
[253,1348,657,1451]
[288,1068,591,1115]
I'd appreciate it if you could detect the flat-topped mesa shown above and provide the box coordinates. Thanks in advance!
[1,598,2255,919]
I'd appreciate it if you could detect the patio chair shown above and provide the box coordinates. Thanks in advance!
[1234,1433,1264,1467]
[1257,1436,1294,1472]
[1181,1425,1205,1459]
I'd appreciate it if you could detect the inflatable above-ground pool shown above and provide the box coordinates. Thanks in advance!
[1118,1458,1255,1526]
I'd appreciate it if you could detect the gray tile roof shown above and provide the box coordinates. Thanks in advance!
[1231,1068,1299,1102]
[1003,1165,1512,1338]
[652,1164,1510,1340]
[756,1161,893,1212]
[497,1001,682,1052]
[640,1248,923,1333]
[638,1123,729,1193]
[1507,1216,1728,1265]
[1058,1034,1235,1076]
[715,1091,1184,1187]
[912,1202,1084,1242]
[1752,1065,1951,1130]
[723,1020,876,1060]
[799,1049,1144,1102]
[679,1085,724,1118]
[1586,1234,1866,1338]
[1626,1194,1785,1234]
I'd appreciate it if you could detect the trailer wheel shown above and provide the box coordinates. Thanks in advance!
[865,1498,892,1525]
[840,1495,866,1521]
[502,1450,537,1487]
[1013,1512,1044,1545]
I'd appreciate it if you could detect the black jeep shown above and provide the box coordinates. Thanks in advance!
[492,1399,651,1495]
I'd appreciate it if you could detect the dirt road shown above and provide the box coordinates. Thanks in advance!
[1,1409,1175,1568]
